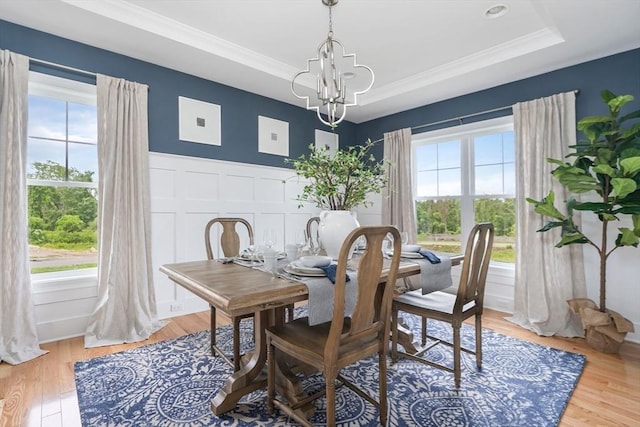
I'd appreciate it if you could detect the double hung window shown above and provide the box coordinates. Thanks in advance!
[27,72,98,276]
[413,116,515,263]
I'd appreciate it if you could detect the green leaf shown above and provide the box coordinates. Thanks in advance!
[556,233,589,248]
[615,205,640,215]
[537,221,564,232]
[620,157,640,176]
[633,214,640,235]
[593,164,616,176]
[527,191,566,221]
[616,227,639,247]
[571,202,612,211]
[608,94,634,114]
[596,148,615,164]
[611,177,637,199]
[619,122,640,140]
[577,115,614,129]
[619,110,640,124]
[547,158,567,166]
[600,89,617,104]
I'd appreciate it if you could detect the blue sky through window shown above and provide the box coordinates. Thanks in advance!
[27,94,98,181]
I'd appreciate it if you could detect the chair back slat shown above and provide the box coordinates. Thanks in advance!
[204,217,254,259]
[305,216,320,242]
[325,226,401,357]
[455,223,494,312]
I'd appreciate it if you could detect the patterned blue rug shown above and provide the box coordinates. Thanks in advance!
[74,309,585,426]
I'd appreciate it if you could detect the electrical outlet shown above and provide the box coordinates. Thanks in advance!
[170,303,183,312]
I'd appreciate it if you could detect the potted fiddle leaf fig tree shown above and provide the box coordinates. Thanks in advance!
[527,90,640,353]
[286,138,388,258]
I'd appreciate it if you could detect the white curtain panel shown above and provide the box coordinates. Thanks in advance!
[382,128,417,238]
[383,128,418,291]
[508,91,586,337]
[85,74,165,347]
[0,50,47,364]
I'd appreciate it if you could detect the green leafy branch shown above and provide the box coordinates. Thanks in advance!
[285,138,388,211]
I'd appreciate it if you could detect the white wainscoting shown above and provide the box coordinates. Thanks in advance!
[33,152,522,344]
[150,152,331,318]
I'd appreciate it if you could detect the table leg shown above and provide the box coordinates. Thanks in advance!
[211,309,270,415]
[211,307,313,417]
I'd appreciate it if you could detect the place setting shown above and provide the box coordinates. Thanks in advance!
[380,231,442,263]
[283,255,332,278]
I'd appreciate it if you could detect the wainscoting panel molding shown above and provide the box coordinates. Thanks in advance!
[31,152,522,344]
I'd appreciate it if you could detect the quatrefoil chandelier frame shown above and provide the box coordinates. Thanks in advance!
[291,0,375,128]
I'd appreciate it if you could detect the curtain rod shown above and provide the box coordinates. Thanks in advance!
[29,57,97,78]
[373,89,580,143]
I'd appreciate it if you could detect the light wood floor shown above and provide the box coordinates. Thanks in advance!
[0,308,638,427]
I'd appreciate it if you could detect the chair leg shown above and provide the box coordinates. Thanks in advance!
[251,316,256,343]
[476,314,482,369]
[266,338,275,414]
[391,307,398,363]
[233,317,241,371]
[421,316,427,346]
[210,305,216,355]
[326,369,337,427]
[379,351,388,426]
[453,325,461,389]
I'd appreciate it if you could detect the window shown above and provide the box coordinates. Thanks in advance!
[27,72,98,275]
[413,116,515,263]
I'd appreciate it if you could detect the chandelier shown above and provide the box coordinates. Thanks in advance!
[291,0,374,128]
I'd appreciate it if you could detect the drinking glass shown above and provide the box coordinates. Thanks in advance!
[400,231,409,245]
[263,228,277,250]
[295,230,306,253]
[246,243,257,264]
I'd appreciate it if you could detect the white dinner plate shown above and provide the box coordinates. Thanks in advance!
[285,262,327,277]
[389,251,423,259]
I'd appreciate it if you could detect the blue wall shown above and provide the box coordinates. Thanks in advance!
[2,19,639,165]
[0,19,358,169]
[357,48,640,158]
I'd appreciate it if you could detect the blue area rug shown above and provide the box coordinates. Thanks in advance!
[74,309,585,426]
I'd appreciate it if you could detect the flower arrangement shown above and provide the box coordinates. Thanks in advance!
[286,138,388,210]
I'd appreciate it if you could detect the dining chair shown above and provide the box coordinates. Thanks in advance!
[391,222,494,388]
[305,216,320,253]
[266,225,402,427]
[204,217,255,371]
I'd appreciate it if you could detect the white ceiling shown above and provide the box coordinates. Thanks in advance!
[2,0,639,123]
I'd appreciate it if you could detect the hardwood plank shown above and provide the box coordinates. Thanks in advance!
[0,309,637,427]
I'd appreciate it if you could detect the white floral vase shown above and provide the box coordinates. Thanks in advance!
[318,210,360,259]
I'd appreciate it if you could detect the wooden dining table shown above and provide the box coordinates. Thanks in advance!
[160,253,463,416]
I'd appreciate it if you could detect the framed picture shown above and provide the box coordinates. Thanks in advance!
[178,96,221,146]
[258,116,289,156]
[315,129,339,155]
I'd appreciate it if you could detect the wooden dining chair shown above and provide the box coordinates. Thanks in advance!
[391,222,494,388]
[266,225,402,427]
[204,217,255,371]
[305,216,320,253]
